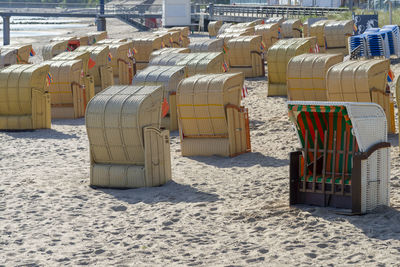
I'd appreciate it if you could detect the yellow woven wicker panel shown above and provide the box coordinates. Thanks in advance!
[223,26,255,36]
[149,47,190,61]
[309,20,331,48]
[83,75,95,105]
[227,106,247,155]
[86,85,163,165]
[132,65,186,130]
[1,44,32,64]
[267,38,312,96]
[51,36,75,42]
[154,31,181,47]
[177,73,243,137]
[99,66,114,92]
[0,48,17,68]
[149,52,224,76]
[227,35,264,77]
[325,20,353,49]
[255,23,279,50]
[76,45,110,87]
[326,59,389,102]
[217,32,247,45]
[208,21,223,37]
[167,26,190,37]
[42,40,68,61]
[52,51,90,75]
[287,53,343,101]
[91,164,146,188]
[281,19,302,38]
[371,90,393,133]
[188,38,223,53]
[132,35,163,63]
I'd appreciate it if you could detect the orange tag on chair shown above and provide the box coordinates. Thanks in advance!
[162,97,169,118]
[88,58,96,69]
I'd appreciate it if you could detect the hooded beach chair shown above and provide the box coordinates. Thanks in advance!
[1,44,32,64]
[254,23,280,51]
[149,52,225,76]
[177,73,251,157]
[0,64,51,130]
[227,35,265,78]
[97,41,135,85]
[288,101,390,214]
[86,31,108,45]
[45,60,85,119]
[42,40,68,60]
[309,20,331,52]
[86,85,171,188]
[281,19,302,38]
[287,53,343,101]
[132,35,163,70]
[167,27,190,47]
[51,51,95,106]
[132,65,187,131]
[267,38,314,96]
[208,21,223,37]
[324,20,353,55]
[75,45,114,94]
[326,59,395,133]
[188,38,224,53]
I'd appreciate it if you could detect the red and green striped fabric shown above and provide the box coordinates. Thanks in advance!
[288,104,358,177]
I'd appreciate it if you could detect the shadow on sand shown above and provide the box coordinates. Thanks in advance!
[188,151,288,168]
[94,180,222,204]
[2,128,78,140]
[294,204,400,241]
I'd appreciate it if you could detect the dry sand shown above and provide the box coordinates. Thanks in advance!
[1,18,400,266]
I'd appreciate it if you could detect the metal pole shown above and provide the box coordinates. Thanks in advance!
[3,16,10,45]
[96,0,106,31]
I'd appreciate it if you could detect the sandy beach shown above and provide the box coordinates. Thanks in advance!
[1,18,400,266]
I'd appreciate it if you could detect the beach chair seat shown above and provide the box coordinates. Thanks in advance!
[177,73,251,157]
[288,101,390,214]
[86,85,171,188]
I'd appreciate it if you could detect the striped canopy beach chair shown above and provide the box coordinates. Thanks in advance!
[288,101,390,214]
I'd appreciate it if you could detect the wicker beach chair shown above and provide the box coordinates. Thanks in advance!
[42,40,68,60]
[0,64,51,130]
[167,27,190,47]
[281,19,302,38]
[86,85,171,188]
[51,51,95,105]
[149,52,224,76]
[309,20,331,52]
[324,20,353,55]
[326,59,395,133]
[177,73,251,157]
[45,60,85,119]
[1,44,32,64]
[100,41,135,85]
[288,101,390,214]
[132,35,163,70]
[208,21,223,37]
[267,38,314,96]
[254,23,280,50]
[86,31,108,45]
[188,38,224,53]
[227,35,265,78]
[132,65,187,131]
[287,53,343,101]
[75,45,114,94]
